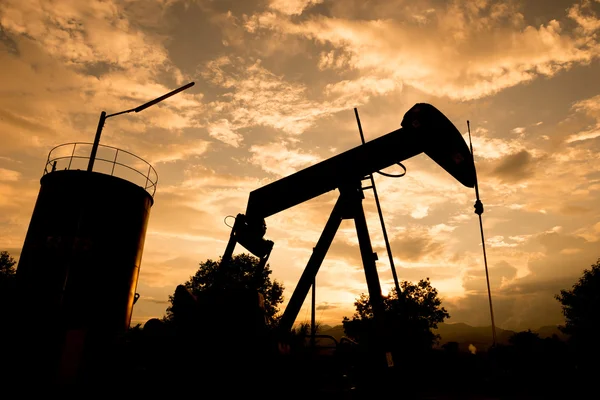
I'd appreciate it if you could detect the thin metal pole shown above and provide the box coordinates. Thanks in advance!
[311,276,316,349]
[467,120,497,346]
[111,149,119,176]
[87,111,106,172]
[86,82,194,174]
[145,164,151,189]
[68,143,77,170]
[44,149,52,175]
[354,108,401,296]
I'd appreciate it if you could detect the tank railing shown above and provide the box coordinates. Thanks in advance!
[43,142,158,197]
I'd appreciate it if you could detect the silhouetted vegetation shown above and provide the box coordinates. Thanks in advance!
[164,253,284,326]
[0,250,16,276]
[343,278,449,354]
[114,254,286,395]
[556,258,600,367]
[0,252,18,387]
[0,251,17,323]
[5,250,600,398]
[341,279,450,396]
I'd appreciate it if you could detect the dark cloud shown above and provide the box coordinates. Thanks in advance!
[389,230,444,262]
[536,231,590,255]
[392,265,457,283]
[448,241,599,330]
[559,204,592,215]
[500,276,575,297]
[463,260,518,292]
[316,303,338,311]
[491,150,535,182]
[0,30,19,55]
[447,264,572,330]
[141,297,170,305]
[0,109,57,136]
[444,292,518,329]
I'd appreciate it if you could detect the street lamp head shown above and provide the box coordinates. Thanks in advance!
[134,82,195,113]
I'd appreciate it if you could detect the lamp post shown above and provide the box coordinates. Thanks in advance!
[87,81,195,172]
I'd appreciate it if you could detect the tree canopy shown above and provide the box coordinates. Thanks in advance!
[556,258,600,356]
[0,251,16,279]
[0,251,17,322]
[164,253,284,326]
[343,278,449,354]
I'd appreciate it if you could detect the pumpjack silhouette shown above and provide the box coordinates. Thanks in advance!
[174,103,476,395]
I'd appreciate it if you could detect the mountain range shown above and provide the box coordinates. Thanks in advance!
[317,322,566,352]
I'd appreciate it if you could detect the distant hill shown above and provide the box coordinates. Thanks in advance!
[316,322,566,352]
[535,325,566,339]
[434,322,567,352]
[434,323,514,352]
[319,324,345,342]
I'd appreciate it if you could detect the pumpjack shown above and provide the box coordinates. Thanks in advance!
[219,102,475,353]
[161,103,477,397]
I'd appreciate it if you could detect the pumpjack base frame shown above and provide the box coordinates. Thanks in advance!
[278,183,387,336]
[221,182,391,364]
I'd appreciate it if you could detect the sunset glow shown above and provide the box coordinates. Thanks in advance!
[2,0,600,331]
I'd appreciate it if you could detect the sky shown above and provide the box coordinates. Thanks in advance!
[1,0,600,331]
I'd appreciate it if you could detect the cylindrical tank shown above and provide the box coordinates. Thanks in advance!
[13,143,156,383]
[17,169,153,333]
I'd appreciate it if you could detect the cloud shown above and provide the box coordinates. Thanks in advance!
[410,204,430,219]
[491,150,535,182]
[0,0,203,164]
[140,296,170,304]
[249,141,321,176]
[463,260,518,293]
[568,0,600,34]
[143,140,211,164]
[566,94,600,143]
[0,168,21,181]
[316,302,338,311]
[448,227,600,330]
[201,56,350,136]
[269,0,324,16]
[207,119,243,147]
[3,0,600,332]
[466,128,525,160]
[245,0,600,100]
[512,127,526,135]
[389,227,445,262]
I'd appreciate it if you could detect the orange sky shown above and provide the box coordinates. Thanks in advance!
[1,0,600,330]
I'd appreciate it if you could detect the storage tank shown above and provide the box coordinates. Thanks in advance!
[14,142,156,382]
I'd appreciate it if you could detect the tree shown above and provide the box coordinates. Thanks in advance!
[157,254,285,394]
[556,258,600,358]
[0,251,16,279]
[508,329,541,349]
[0,251,17,315]
[343,278,449,354]
[165,253,284,326]
[0,251,17,351]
